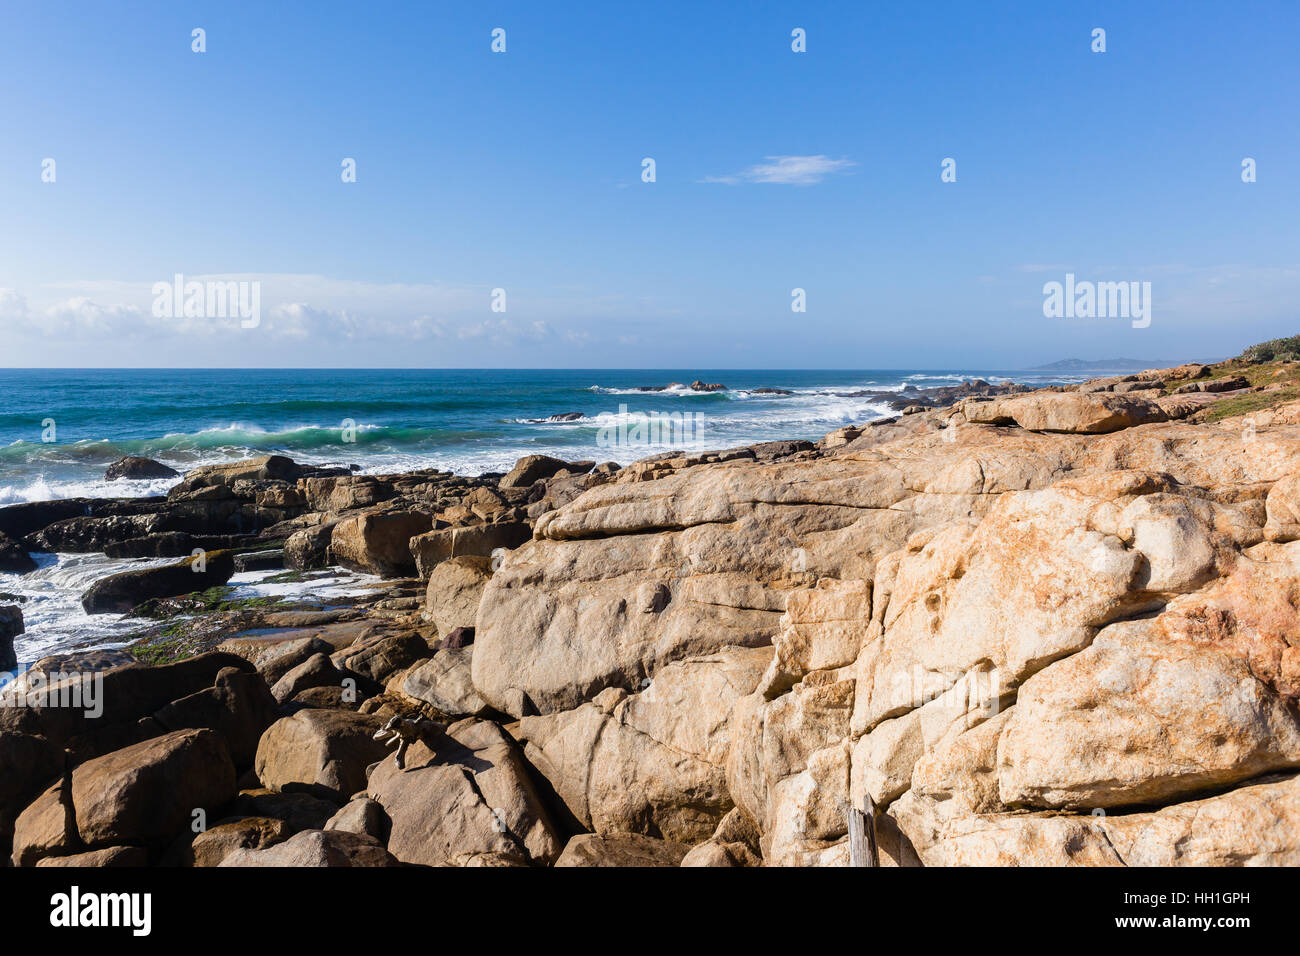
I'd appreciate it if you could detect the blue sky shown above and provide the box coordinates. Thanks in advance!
[1,0,1297,368]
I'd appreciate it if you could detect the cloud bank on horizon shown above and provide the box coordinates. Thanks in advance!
[1,1,1297,368]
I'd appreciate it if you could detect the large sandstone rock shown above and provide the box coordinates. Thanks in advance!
[284,522,337,570]
[554,833,690,867]
[499,454,582,490]
[893,771,1300,867]
[151,666,279,768]
[219,828,397,867]
[520,646,771,842]
[998,601,1300,810]
[69,729,237,852]
[963,392,1168,433]
[367,718,561,867]
[186,816,290,866]
[330,510,433,577]
[423,555,492,634]
[255,709,386,801]
[396,648,492,718]
[410,522,531,579]
[171,455,299,495]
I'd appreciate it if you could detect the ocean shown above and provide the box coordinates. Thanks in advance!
[0,367,1085,663]
[0,368,1088,503]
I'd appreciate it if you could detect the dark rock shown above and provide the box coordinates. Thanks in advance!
[230,788,339,833]
[0,731,61,839]
[152,666,280,769]
[0,605,22,672]
[499,454,579,490]
[234,549,284,572]
[0,499,93,542]
[106,456,180,481]
[0,534,37,575]
[0,651,256,752]
[104,532,250,558]
[80,550,236,614]
[438,626,474,650]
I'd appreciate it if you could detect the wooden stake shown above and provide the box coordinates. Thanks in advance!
[846,794,880,867]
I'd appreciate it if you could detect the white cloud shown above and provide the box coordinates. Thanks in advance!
[702,155,855,186]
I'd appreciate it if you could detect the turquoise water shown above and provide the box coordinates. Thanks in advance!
[0,368,1080,504]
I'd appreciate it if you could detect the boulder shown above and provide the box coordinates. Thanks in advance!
[0,731,61,838]
[170,455,299,495]
[252,636,336,686]
[519,647,771,843]
[410,522,532,578]
[284,522,337,571]
[396,647,491,718]
[36,846,149,867]
[230,788,339,833]
[334,632,430,689]
[254,709,387,801]
[301,476,396,513]
[423,555,492,634]
[11,783,75,867]
[219,828,398,867]
[554,833,690,867]
[499,454,578,490]
[330,511,434,577]
[324,797,386,840]
[269,653,344,705]
[368,718,561,867]
[963,392,1167,433]
[151,666,280,768]
[186,816,290,866]
[0,534,36,575]
[1265,469,1300,542]
[69,729,237,851]
[0,605,22,671]
[80,550,236,614]
[0,651,255,753]
[997,619,1300,810]
[106,456,180,480]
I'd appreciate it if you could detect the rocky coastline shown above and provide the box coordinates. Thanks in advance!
[4,340,1300,867]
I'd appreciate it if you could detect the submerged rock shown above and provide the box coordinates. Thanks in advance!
[80,550,236,614]
[105,456,180,480]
